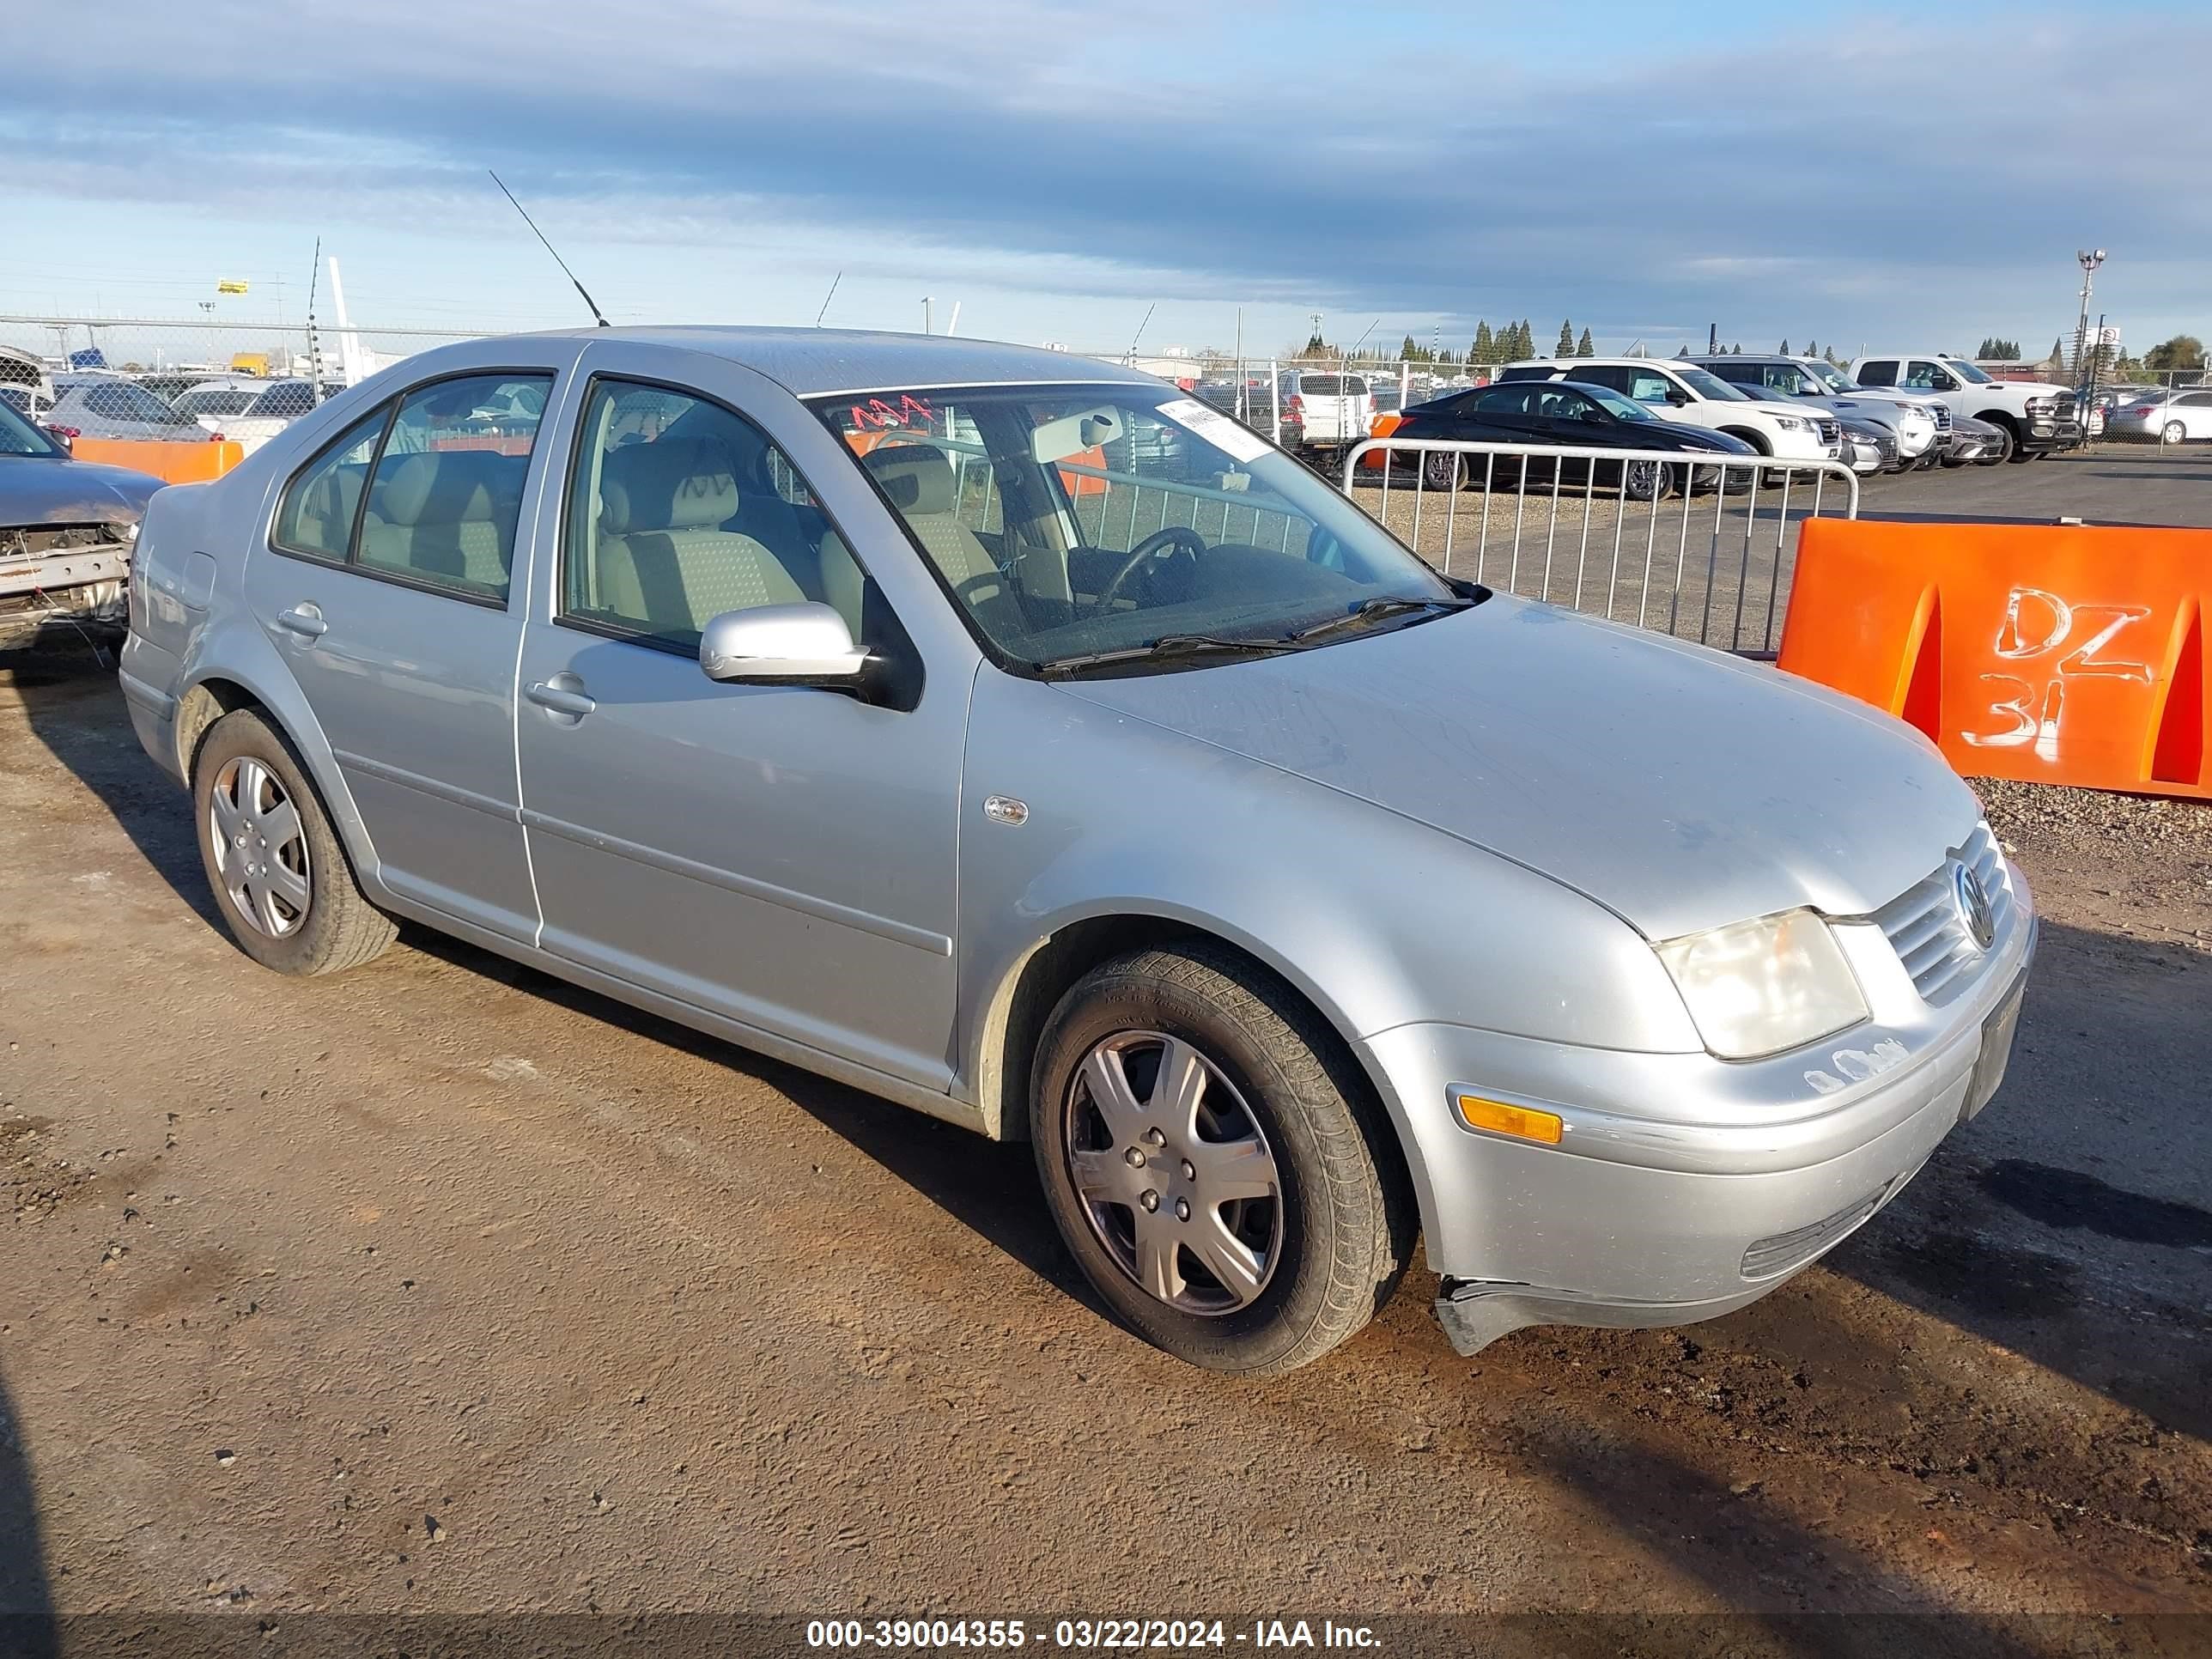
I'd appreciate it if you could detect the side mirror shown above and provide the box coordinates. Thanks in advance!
[40,423,72,453]
[699,601,869,687]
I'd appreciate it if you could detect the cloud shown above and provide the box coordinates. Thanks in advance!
[6,2,2209,348]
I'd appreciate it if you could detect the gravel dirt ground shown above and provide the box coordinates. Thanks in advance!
[0,630,2208,1641]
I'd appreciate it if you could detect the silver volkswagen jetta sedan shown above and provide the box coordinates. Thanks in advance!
[118,329,2035,1373]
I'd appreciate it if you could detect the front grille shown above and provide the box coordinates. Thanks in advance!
[1815,417,1841,445]
[1931,405,1953,432]
[1742,1179,1896,1279]
[1869,820,2014,1003]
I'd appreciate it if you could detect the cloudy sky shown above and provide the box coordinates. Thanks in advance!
[5,0,2208,358]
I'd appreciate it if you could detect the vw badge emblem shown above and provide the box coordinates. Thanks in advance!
[1951,860,1996,950]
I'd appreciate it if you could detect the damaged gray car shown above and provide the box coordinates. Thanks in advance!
[0,397,161,642]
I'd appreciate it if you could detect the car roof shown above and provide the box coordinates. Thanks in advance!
[1502,356,1682,371]
[522,325,1160,398]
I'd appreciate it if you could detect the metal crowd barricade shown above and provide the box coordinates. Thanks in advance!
[1341,437,1860,656]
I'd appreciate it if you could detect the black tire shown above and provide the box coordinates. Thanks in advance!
[1420,450,1463,491]
[1031,944,1409,1374]
[1623,459,1665,502]
[2005,440,2037,465]
[192,708,397,976]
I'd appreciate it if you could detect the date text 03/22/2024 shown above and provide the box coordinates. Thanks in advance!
[805,1619,1382,1650]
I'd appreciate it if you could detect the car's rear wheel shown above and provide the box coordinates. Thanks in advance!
[1421,450,1463,491]
[1031,945,1408,1374]
[193,709,396,976]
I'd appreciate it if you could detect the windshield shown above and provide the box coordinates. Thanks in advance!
[0,398,64,458]
[1804,362,1856,392]
[812,383,1457,673]
[1674,367,1749,401]
[1942,358,1994,384]
[1584,386,1656,421]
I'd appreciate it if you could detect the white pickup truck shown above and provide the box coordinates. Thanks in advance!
[1847,354,2083,463]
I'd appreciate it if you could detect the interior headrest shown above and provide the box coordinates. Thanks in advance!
[377,451,514,526]
[599,438,739,534]
[864,444,956,516]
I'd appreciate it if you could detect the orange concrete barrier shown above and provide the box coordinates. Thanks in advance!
[73,437,244,484]
[1359,412,1403,471]
[1778,519,2211,799]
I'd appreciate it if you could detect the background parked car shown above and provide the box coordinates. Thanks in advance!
[1836,415,1896,475]
[48,374,216,443]
[1690,354,1942,469]
[1500,357,1842,463]
[174,377,331,453]
[1939,412,2003,465]
[1196,376,1303,451]
[2106,387,2212,443]
[0,392,161,639]
[1391,379,1754,496]
[1849,354,2081,463]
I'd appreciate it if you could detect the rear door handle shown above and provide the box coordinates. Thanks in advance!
[526,680,597,718]
[276,604,327,639]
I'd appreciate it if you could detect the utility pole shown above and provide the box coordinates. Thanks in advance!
[2071,247,2105,393]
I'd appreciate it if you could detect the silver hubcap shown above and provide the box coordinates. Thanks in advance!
[2166,423,2185,444]
[1064,1030,1282,1316]
[208,757,311,939]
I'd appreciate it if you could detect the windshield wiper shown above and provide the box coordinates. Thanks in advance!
[1036,633,1308,678]
[1287,594,1474,645]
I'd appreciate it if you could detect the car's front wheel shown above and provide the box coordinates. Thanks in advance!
[1031,945,1408,1373]
[193,708,397,976]
[2165,421,2187,446]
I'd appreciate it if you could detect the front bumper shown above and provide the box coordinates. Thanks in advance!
[1359,866,2037,1354]
[2022,416,2085,451]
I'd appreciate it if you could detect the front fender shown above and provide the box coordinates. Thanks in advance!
[954,670,1699,1227]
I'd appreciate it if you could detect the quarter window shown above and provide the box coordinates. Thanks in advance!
[561,379,857,652]
[1857,361,1899,386]
[273,410,389,562]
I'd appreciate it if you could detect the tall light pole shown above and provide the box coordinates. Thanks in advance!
[2072,248,2105,391]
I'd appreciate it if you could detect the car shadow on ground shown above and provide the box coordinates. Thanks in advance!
[9,658,2205,1456]
[0,1361,58,1658]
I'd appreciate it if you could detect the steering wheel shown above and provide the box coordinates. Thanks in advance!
[1095,525,1207,611]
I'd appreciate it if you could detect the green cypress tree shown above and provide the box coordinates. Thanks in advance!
[1556,319,1576,356]
[1472,321,1493,364]
[1778,338,1790,355]
[1576,326,1594,356]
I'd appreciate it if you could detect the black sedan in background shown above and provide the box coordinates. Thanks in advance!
[1389,380,1755,498]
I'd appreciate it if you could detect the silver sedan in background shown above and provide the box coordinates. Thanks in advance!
[119,329,2036,1373]
[2106,387,2212,442]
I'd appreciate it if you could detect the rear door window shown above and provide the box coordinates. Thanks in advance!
[1857,360,1899,386]
[356,374,552,603]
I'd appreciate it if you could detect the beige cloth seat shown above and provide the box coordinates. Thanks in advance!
[849,445,1018,632]
[358,451,525,592]
[592,438,805,638]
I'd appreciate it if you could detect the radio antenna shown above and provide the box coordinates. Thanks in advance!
[1125,301,1156,363]
[489,169,609,327]
[815,270,842,327]
[304,236,325,404]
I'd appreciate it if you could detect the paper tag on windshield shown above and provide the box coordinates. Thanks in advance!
[1156,398,1273,464]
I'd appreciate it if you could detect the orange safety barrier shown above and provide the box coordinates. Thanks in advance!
[1778,518,2211,799]
[72,437,244,485]
[1358,412,1403,471]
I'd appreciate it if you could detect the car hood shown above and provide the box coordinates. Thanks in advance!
[0,455,161,526]
[1055,597,1978,940]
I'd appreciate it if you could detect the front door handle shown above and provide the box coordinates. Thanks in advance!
[276,604,327,639]
[526,679,597,719]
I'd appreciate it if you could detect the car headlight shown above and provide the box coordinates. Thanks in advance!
[1771,414,1808,431]
[1655,908,1868,1060]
